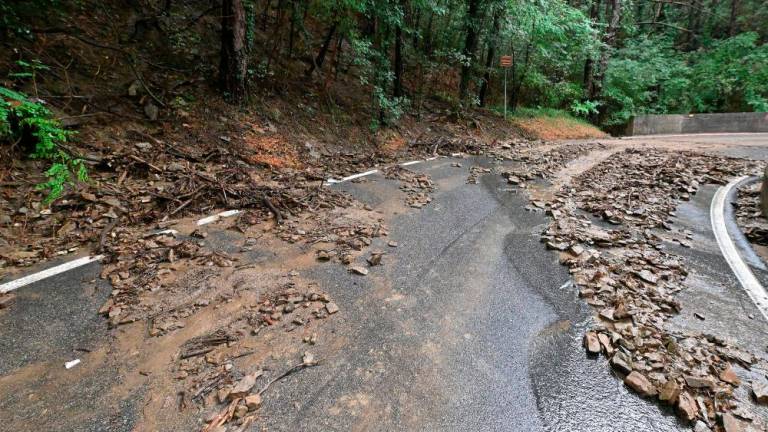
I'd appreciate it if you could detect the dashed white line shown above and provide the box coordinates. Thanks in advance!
[711,176,768,321]
[0,255,105,293]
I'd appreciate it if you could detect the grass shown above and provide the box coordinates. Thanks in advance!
[491,106,607,140]
[507,107,593,125]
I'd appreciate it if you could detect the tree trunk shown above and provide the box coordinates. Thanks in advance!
[306,21,338,77]
[729,0,739,36]
[459,0,481,103]
[394,0,407,98]
[685,0,702,50]
[288,0,297,57]
[423,12,434,55]
[511,37,532,110]
[478,8,501,106]
[583,0,600,97]
[220,0,248,103]
[590,0,621,102]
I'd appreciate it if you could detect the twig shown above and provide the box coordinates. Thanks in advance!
[257,361,319,396]
[179,347,215,360]
[170,192,200,216]
[129,154,163,172]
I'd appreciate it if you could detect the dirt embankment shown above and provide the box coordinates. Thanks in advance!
[512,115,608,141]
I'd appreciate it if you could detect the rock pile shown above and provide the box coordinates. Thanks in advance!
[383,166,435,208]
[516,146,765,430]
[734,182,768,247]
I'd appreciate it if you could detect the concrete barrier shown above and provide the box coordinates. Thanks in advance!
[627,112,768,135]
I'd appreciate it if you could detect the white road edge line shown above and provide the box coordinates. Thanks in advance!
[196,209,242,226]
[0,255,105,294]
[400,160,422,167]
[711,176,768,321]
[328,154,457,185]
[341,169,379,182]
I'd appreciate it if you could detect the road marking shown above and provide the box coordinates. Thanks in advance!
[400,160,422,167]
[2,156,449,290]
[327,156,452,185]
[196,209,242,226]
[711,176,768,321]
[341,169,379,182]
[0,255,105,294]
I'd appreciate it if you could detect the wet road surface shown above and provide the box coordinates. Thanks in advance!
[258,157,687,431]
[2,134,768,431]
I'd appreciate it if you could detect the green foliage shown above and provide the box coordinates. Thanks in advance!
[688,33,768,113]
[569,99,599,117]
[347,32,408,127]
[601,36,693,125]
[509,107,590,124]
[0,87,86,203]
[9,59,49,80]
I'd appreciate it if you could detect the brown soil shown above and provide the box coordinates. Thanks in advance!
[511,116,608,141]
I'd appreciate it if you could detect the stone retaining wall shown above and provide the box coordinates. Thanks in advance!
[627,112,768,135]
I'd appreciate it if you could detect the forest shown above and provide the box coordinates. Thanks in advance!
[2,0,767,126]
[1,0,767,199]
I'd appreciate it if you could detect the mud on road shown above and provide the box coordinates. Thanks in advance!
[2,134,768,432]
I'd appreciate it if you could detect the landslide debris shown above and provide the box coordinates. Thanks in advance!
[734,181,768,248]
[382,165,436,208]
[510,146,767,430]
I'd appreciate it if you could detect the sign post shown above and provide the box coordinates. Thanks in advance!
[499,55,512,120]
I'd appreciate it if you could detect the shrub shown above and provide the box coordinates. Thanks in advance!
[1,86,87,203]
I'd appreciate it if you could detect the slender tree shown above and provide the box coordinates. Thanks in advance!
[220,0,249,103]
[478,6,502,106]
[459,0,482,103]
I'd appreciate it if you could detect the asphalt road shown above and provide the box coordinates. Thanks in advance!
[2,134,768,431]
[258,157,686,431]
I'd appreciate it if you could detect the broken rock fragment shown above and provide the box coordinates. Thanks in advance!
[624,371,657,397]
[659,380,680,404]
[721,413,744,432]
[719,365,740,385]
[244,394,262,411]
[229,370,263,400]
[610,351,633,374]
[583,332,601,354]
[677,392,698,422]
[349,266,369,276]
[753,379,768,404]
[325,302,339,315]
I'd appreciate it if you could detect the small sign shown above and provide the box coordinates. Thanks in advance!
[500,55,512,67]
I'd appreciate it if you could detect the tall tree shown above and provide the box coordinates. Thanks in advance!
[478,6,502,106]
[393,0,407,97]
[459,0,482,103]
[729,0,740,35]
[220,0,249,103]
[589,0,621,102]
[583,0,601,98]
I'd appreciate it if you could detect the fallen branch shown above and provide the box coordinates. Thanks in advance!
[262,195,283,224]
[257,357,319,396]
[129,154,163,172]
